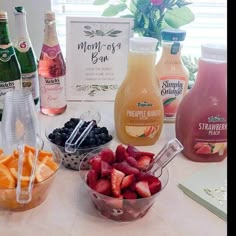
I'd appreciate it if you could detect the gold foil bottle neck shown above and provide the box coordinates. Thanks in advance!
[0,11,8,20]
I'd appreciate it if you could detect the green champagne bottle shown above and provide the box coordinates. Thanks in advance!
[0,11,22,121]
[13,6,39,105]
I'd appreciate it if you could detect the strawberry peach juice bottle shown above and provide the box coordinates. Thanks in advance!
[114,37,164,146]
[175,44,227,162]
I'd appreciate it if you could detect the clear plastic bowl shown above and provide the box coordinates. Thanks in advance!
[79,148,169,222]
[45,119,114,171]
[0,145,61,211]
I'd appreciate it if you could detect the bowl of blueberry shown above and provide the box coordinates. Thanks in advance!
[45,114,114,171]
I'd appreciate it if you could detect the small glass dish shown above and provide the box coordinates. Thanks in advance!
[45,118,114,171]
[79,148,169,222]
[0,144,61,212]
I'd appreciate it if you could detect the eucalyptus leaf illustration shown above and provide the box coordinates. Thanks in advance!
[76,84,119,96]
[83,25,122,37]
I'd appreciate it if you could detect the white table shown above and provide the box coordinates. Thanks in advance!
[0,101,227,236]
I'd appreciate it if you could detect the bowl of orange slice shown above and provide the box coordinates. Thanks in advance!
[0,144,61,211]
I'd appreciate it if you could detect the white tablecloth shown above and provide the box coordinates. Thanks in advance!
[0,101,227,236]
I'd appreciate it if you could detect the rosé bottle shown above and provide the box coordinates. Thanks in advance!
[175,44,227,162]
[38,11,67,116]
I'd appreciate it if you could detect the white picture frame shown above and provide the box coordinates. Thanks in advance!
[66,17,134,101]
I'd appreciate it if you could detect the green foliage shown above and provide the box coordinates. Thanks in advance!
[182,55,199,89]
[94,0,195,43]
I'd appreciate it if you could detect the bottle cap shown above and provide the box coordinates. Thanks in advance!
[201,43,227,62]
[129,37,158,52]
[161,29,186,41]
[0,11,7,20]
[14,6,26,14]
[45,11,55,21]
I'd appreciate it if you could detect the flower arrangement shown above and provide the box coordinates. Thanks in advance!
[93,0,195,43]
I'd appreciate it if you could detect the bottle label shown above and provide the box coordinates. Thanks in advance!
[159,76,186,117]
[15,38,30,53]
[39,76,66,108]
[22,72,39,100]
[42,44,61,59]
[125,101,162,138]
[0,46,15,62]
[0,80,21,110]
[193,115,227,156]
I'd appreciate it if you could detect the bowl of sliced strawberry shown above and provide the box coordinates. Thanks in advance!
[79,144,169,222]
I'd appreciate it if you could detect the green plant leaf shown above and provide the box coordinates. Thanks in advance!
[164,6,195,28]
[120,14,134,18]
[102,4,127,16]
[93,0,109,5]
[163,97,176,106]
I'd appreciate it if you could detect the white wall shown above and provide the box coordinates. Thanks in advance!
[0,0,52,57]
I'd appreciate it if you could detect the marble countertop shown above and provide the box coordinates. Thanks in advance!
[0,101,227,236]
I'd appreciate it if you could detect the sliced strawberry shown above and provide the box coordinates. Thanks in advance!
[111,168,125,197]
[115,144,128,162]
[121,174,135,189]
[137,172,158,182]
[123,189,137,199]
[101,160,112,177]
[126,145,155,159]
[137,155,152,171]
[125,155,139,168]
[149,179,162,195]
[100,148,115,163]
[86,169,98,189]
[135,181,151,198]
[89,156,102,173]
[113,161,139,175]
[94,179,112,196]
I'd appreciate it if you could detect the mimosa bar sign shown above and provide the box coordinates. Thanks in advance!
[66,17,133,101]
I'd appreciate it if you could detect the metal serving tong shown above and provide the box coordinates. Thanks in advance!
[65,110,101,154]
[16,134,44,204]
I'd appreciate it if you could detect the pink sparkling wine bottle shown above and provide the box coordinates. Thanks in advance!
[38,11,67,116]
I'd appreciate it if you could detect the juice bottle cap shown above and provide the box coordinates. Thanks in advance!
[201,43,227,62]
[130,37,158,52]
[0,11,7,20]
[14,6,26,15]
[161,29,186,42]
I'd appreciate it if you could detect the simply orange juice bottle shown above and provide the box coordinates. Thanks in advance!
[155,29,189,123]
[114,37,164,146]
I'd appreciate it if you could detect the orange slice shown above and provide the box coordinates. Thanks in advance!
[9,168,31,187]
[35,162,54,183]
[24,145,36,155]
[0,163,16,188]
[0,148,3,155]
[0,154,15,166]
[38,150,53,161]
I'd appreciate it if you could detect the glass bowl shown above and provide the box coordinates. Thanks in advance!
[45,118,114,171]
[0,144,61,211]
[79,147,169,222]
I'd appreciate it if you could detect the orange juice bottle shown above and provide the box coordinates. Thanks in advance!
[155,29,189,123]
[114,37,164,146]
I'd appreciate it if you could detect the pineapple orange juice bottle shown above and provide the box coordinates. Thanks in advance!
[114,37,164,146]
[155,29,189,123]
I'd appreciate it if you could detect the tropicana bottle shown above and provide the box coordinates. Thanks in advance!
[38,11,67,116]
[175,44,227,162]
[13,6,39,105]
[0,11,22,121]
[155,29,189,123]
[114,37,164,146]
